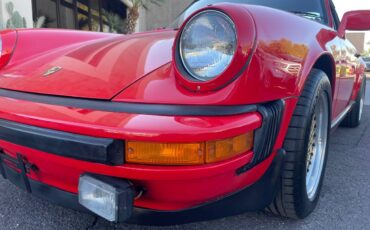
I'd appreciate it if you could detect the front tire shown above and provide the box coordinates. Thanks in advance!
[268,69,332,219]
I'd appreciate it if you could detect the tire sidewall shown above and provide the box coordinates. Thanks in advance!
[340,76,366,127]
[357,77,366,123]
[296,73,332,218]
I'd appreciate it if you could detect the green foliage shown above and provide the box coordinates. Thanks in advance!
[5,2,27,29]
[102,10,124,33]
[136,0,164,10]
[135,0,164,10]
[362,48,370,57]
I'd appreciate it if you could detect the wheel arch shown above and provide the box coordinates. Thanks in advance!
[311,53,336,98]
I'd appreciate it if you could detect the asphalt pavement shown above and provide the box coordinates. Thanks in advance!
[1,81,370,230]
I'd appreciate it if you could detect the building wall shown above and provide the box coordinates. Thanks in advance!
[347,32,365,53]
[138,0,193,32]
[0,0,33,29]
[0,0,191,32]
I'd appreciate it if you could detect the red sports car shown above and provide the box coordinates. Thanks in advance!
[0,0,369,225]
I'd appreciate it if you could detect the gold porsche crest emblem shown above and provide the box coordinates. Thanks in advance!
[43,66,62,77]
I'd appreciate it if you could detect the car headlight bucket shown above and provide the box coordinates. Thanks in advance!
[179,10,237,82]
[174,5,256,92]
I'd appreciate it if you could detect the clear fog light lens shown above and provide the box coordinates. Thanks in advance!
[78,175,134,222]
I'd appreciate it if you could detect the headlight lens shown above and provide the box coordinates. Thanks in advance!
[179,10,237,82]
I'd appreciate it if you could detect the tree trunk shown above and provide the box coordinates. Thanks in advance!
[126,6,139,34]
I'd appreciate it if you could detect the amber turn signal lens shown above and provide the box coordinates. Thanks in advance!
[125,133,253,166]
[126,142,204,165]
[206,133,254,164]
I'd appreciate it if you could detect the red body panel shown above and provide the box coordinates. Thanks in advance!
[0,0,365,212]
[0,94,265,210]
[0,29,174,99]
[114,5,362,121]
[0,30,17,69]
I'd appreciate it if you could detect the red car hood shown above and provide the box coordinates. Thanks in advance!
[0,30,175,99]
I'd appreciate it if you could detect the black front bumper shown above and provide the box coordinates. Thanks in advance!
[0,99,284,172]
[0,149,285,226]
[0,119,124,165]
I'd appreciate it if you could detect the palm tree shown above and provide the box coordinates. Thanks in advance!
[120,0,163,34]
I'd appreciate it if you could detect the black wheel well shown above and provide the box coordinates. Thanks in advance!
[312,55,336,96]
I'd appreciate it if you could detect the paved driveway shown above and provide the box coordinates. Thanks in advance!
[1,81,370,230]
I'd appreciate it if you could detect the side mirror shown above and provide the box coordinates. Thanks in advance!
[338,10,370,38]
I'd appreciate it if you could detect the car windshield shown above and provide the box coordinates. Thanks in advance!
[171,0,327,28]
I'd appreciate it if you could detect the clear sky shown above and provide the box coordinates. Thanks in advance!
[333,0,370,48]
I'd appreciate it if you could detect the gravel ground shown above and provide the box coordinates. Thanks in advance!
[0,81,370,230]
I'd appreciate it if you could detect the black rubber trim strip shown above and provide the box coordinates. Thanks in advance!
[0,89,257,116]
[237,100,285,174]
[0,149,286,226]
[0,119,124,165]
[0,161,89,212]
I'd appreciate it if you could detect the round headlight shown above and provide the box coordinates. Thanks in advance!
[179,10,237,82]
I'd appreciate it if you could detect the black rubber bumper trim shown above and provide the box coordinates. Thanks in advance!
[0,149,286,226]
[0,161,88,212]
[0,119,124,165]
[0,89,257,116]
[237,100,285,174]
